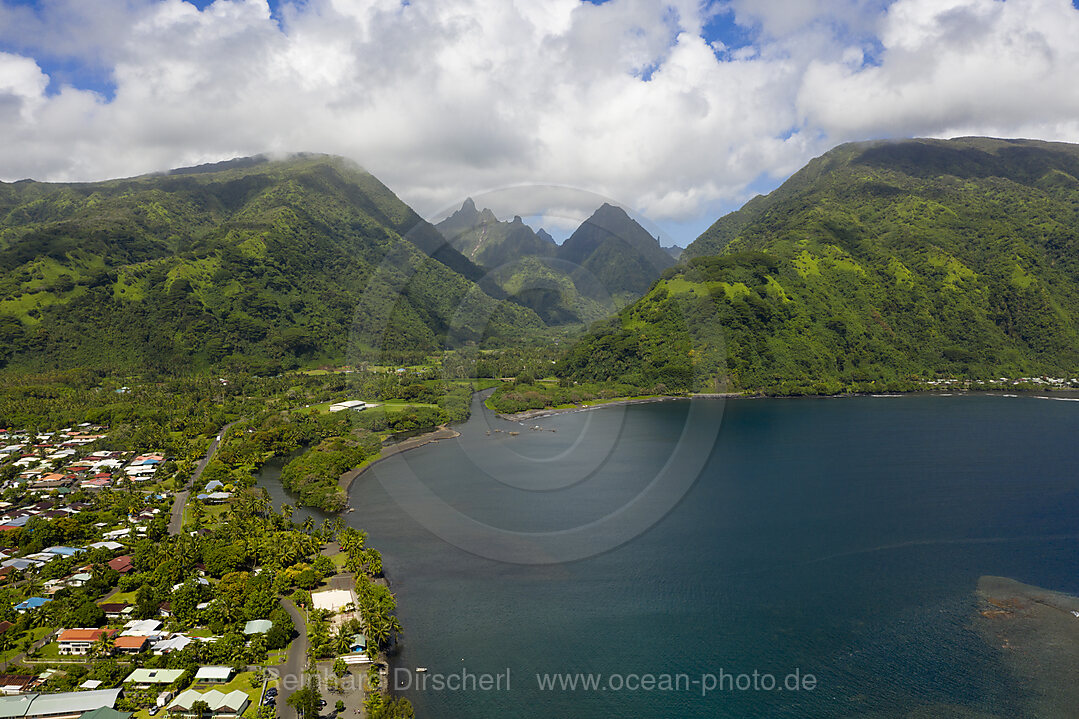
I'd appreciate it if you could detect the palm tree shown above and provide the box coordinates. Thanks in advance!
[365,616,390,649]
[190,699,211,719]
[90,631,114,659]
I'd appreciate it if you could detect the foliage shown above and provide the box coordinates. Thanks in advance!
[286,676,322,719]
[277,431,378,512]
[0,156,547,374]
[486,380,657,413]
[564,138,1079,393]
[436,200,671,326]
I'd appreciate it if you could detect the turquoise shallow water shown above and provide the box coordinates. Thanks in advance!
[329,394,1079,717]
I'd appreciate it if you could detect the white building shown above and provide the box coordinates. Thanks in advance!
[328,400,367,413]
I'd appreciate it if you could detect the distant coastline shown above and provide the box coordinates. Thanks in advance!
[496,387,1079,422]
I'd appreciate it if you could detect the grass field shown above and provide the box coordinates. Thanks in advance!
[296,399,439,415]
[133,671,265,719]
[0,626,51,664]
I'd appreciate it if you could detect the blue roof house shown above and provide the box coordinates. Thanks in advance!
[15,596,51,612]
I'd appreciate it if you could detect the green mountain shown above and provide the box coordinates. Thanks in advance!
[436,200,674,326]
[0,155,544,373]
[437,198,557,268]
[557,203,676,301]
[558,137,1079,394]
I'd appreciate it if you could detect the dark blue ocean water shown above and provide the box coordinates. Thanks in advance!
[339,394,1079,718]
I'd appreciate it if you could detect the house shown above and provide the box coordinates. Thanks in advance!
[4,559,41,573]
[170,578,208,593]
[14,598,50,613]
[107,556,134,574]
[123,669,185,688]
[23,554,57,565]
[44,547,82,558]
[193,667,232,684]
[87,541,123,552]
[151,636,192,655]
[242,620,271,636]
[0,674,35,695]
[65,573,92,588]
[329,400,367,413]
[121,619,161,638]
[97,604,130,621]
[113,636,148,654]
[0,688,124,719]
[76,706,130,719]
[56,628,116,655]
[166,690,249,719]
[0,693,35,715]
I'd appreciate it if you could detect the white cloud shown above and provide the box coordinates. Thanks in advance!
[1,0,1079,244]
[798,0,1079,141]
[0,52,49,123]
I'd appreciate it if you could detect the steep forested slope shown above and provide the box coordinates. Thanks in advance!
[0,155,543,373]
[559,138,1079,393]
[436,200,675,326]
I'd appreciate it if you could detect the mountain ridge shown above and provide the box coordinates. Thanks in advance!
[559,136,1079,394]
[436,199,675,325]
[0,155,544,373]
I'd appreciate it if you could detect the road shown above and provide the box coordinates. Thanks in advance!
[168,421,238,535]
[0,630,55,671]
[278,598,309,719]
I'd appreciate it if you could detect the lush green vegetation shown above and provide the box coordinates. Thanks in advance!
[280,432,380,512]
[0,155,546,374]
[562,138,1079,394]
[436,199,674,326]
[486,380,655,414]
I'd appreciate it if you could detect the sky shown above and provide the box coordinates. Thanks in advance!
[3,0,1079,245]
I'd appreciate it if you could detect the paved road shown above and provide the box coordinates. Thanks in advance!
[168,421,238,535]
[0,630,55,671]
[278,598,309,719]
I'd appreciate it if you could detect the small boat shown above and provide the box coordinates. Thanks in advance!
[416,667,428,673]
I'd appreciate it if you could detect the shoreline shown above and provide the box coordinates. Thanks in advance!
[498,395,695,422]
[338,425,461,495]
[496,387,1079,422]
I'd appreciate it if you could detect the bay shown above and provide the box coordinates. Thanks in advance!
[325,393,1079,717]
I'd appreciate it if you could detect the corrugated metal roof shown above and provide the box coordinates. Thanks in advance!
[242,620,272,635]
[11,688,121,717]
[0,694,36,719]
[193,667,232,681]
[124,669,185,684]
[168,690,249,713]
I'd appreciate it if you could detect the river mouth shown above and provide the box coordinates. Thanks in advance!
[254,447,336,526]
[335,393,1079,718]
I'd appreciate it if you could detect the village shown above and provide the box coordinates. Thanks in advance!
[0,422,394,719]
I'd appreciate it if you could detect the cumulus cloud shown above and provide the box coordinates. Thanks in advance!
[1,0,1078,242]
[798,0,1079,141]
